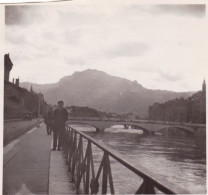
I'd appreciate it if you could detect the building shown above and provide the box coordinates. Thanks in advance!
[149,81,206,124]
[191,80,206,123]
[4,54,13,82]
[4,54,48,119]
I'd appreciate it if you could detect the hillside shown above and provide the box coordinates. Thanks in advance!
[21,69,193,117]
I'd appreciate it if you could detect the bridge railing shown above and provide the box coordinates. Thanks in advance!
[63,123,190,194]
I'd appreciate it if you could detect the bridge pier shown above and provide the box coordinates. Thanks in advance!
[143,131,155,135]
[96,128,105,133]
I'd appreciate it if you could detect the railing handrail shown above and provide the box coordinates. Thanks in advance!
[66,122,190,194]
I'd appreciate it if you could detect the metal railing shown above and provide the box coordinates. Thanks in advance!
[63,123,190,194]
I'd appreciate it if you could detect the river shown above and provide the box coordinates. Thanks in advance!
[71,125,206,194]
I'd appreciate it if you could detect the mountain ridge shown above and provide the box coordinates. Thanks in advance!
[20,69,194,117]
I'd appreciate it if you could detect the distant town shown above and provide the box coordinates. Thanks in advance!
[4,53,206,124]
[149,81,206,124]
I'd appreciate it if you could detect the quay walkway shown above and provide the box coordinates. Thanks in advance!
[3,121,191,194]
[3,123,76,194]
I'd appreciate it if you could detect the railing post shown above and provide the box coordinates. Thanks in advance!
[106,155,115,194]
[102,153,108,194]
[89,143,97,194]
[71,132,78,182]
[85,141,91,194]
[135,179,156,194]
[76,135,83,183]
[64,126,71,164]
[68,129,75,172]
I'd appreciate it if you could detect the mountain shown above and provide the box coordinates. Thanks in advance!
[20,69,194,117]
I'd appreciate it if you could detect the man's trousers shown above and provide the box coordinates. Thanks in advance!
[53,131,63,149]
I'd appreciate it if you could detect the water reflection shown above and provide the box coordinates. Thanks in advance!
[71,125,206,194]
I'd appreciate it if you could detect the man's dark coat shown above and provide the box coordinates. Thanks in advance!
[53,108,68,132]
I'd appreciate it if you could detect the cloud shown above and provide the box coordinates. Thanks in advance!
[158,70,183,82]
[42,32,55,40]
[65,57,86,66]
[5,1,208,92]
[6,5,44,25]
[155,5,206,18]
[128,4,206,18]
[103,42,150,59]
[63,29,83,46]
[6,32,26,45]
[5,6,24,25]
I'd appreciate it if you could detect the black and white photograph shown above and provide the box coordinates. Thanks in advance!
[1,0,207,194]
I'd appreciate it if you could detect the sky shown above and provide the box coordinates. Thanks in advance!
[5,1,208,92]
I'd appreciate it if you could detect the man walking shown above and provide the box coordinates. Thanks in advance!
[52,100,68,151]
[44,110,53,135]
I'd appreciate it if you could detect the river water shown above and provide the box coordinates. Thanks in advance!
[71,125,206,194]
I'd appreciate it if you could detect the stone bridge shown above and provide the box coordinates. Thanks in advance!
[66,117,206,136]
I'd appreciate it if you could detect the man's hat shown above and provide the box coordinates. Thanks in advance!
[58,100,64,104]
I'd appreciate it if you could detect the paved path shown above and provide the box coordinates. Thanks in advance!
[3,123,76,194]
[49,151,76,194]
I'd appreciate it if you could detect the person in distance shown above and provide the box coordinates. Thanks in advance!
[51,100,68,151]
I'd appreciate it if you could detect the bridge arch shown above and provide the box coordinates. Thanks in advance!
[104,123,151,134]
[156,126,194,135]
[66,121,99,131]
[66,121,152,133]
